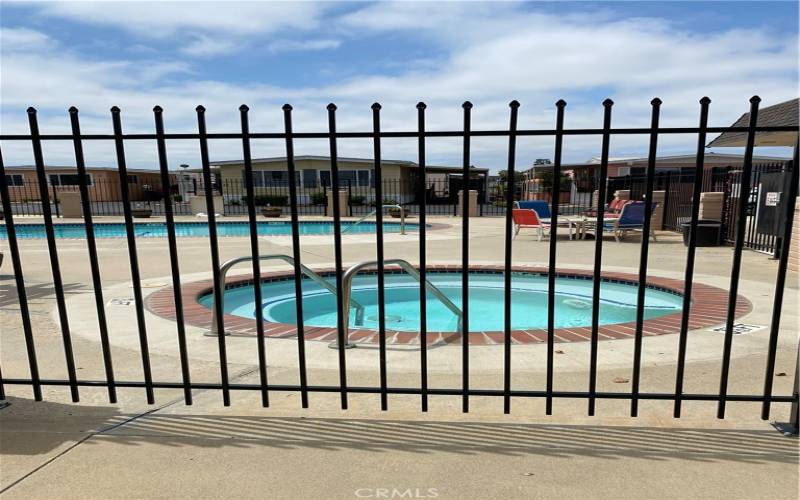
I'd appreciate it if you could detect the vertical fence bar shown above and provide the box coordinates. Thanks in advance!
[282,105,309,407]
[718,96,761,418]
[630,98,661,417]
[461,101,472,413]
[416,102,429,411]
[111,106,154,404]
[0,148,42,400]
[69,107,116,403]
[503,100,520,414]
[371,103,389,411]
[27,107,79,402]
[673,97,711,417]
[588,99,614,416]
[761,140,799,420]
[239,105,269,407]
[546,100,567,415]
[327,103,349,409]
[196,106,231,406]
[153,106,192,405]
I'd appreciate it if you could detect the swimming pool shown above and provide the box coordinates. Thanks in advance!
[0,221,417,239]
[198,270,684,332]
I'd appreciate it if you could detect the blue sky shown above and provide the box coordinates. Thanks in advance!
[1,1,797,170]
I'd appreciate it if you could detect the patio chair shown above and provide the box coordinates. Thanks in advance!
[584,198,631,218]
[599,201,658,242]
[515,200,551,218]
[514,200,577,239]
[512,209,550,240]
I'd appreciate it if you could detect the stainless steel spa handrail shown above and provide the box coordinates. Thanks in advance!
[211,254,365,335]
[338,259,463,347]
[341,204,406,235]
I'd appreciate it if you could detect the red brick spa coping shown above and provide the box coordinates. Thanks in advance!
[145,265,751,346]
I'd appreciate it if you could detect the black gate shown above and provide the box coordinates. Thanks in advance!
[721,162,790,255]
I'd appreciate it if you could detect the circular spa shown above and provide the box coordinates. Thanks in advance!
[151,265,751,346]
[201,271,683,332]
[0,221,417,239]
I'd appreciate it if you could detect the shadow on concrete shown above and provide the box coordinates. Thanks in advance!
[91,415,799,465]
[2,395,797,465]
[0,396,125,456]
[0,278,90,306]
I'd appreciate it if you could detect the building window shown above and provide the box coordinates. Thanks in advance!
[49,173,93,186]
[244,170,300,188]
[127,175,139,184]
[302,169,317,188]
[5,174,24,186]
[321,169,371,187]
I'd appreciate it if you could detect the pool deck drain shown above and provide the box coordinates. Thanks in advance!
[145,264,751,345]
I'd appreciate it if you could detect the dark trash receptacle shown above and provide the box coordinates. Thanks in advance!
[682,220,721,247]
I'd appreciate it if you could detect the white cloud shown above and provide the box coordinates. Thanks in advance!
[180,35,239,57]
[37,1,327,37]
[33,1,332,56]
[268,39,341,54]
[0,2,796,170]
[0,27,56,51]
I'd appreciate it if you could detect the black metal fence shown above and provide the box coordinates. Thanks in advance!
[1,175,599,217]
[0,98,797,425]
[605,160,790,254]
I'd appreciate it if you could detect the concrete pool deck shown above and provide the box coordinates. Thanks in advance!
[1,214,798,498]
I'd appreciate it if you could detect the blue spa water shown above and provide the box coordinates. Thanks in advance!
[199,272,684,332]
[0,221,417,239]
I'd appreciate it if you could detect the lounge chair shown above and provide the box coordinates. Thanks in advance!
[513,200,576,239]
[583,198,631,218]
[515,200,551,218]
[512,209,550,240]
[596,201,658,242]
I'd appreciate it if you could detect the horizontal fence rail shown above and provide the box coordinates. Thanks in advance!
[0,98,797,425]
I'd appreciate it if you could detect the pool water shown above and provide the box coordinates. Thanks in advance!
[200,272,684,332]
[0,221,417,239]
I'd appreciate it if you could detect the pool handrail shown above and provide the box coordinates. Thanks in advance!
[341,204,405,235]
[211,254,365,336]
[338,258,463,347]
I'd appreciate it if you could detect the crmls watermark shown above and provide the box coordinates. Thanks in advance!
[354,488,439,498]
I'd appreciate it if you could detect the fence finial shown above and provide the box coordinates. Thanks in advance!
[602,98,614,107]
[195,105,206,113]
[327,103,337,111]
[509,100,520,109]
[371,102,381,110]
[27,106,37,114]
[749,95,761,104]
[555,99,567,108]
[650,98,662,106]
[699,97,711,105]
[153,105,163,113]
[239,104,249,112]
[416,102,427,110]
[68,106,79,114]
[462,101,473,109]
[282,104,293,111]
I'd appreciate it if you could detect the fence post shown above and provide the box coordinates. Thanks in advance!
[347,180,353,216]
[51,184,60,218]
[662,172,671,228]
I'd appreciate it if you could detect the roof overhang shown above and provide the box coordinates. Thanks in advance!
[707,98,798,148]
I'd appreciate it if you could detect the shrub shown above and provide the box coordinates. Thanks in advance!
[349,195,366,206]
[310,191,327,205]
[241,195,288,206]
